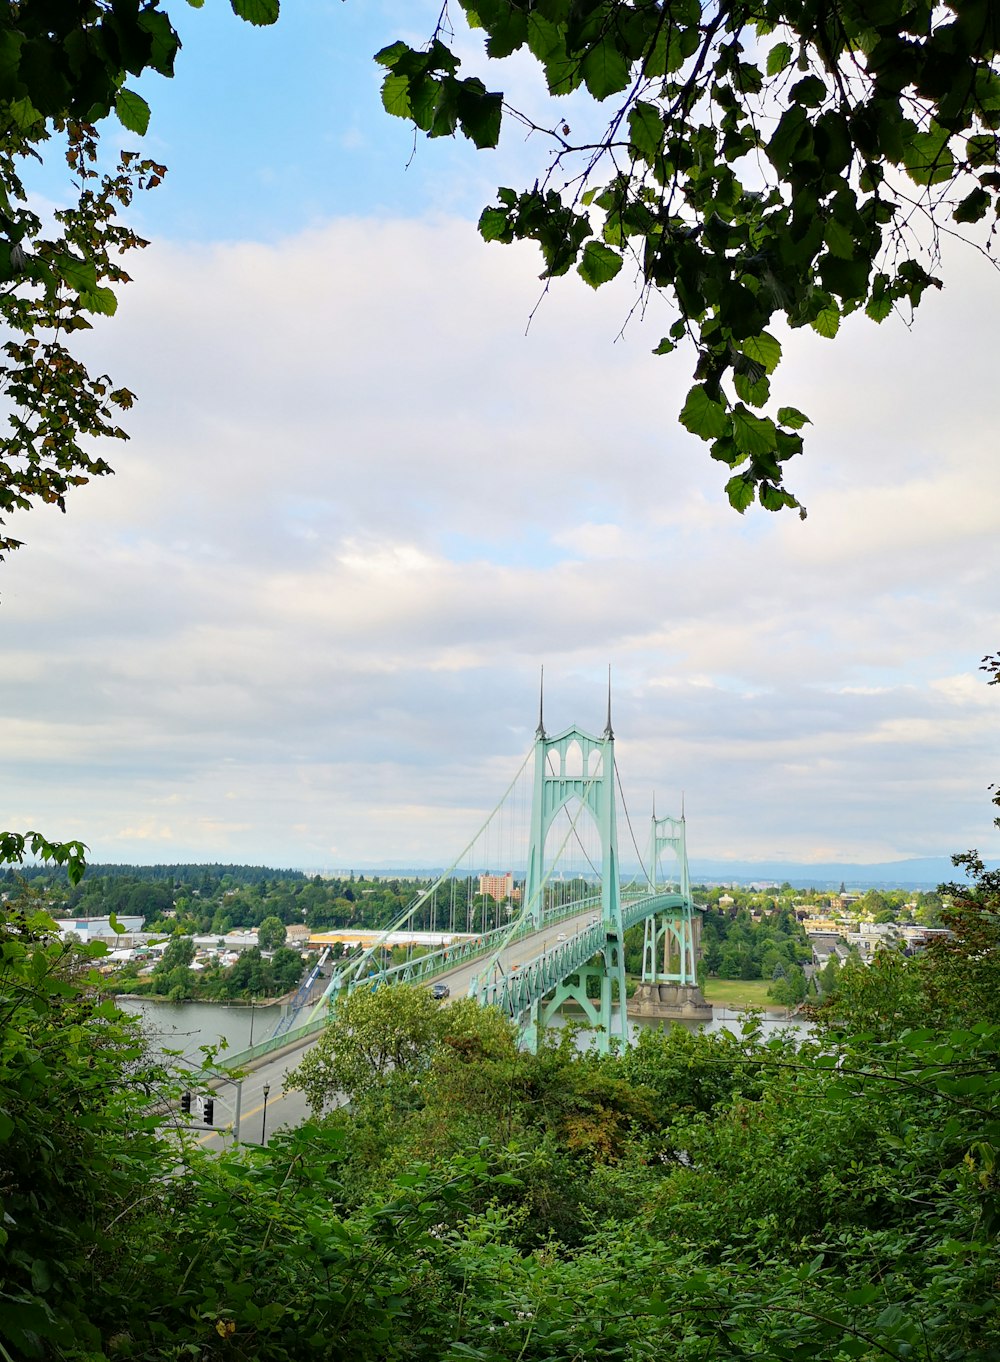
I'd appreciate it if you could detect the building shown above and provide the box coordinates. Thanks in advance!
[479,872,520,902]
[55,916,145,942]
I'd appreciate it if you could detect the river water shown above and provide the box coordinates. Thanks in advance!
[120,997,807,1060]
[118,998,287,1059]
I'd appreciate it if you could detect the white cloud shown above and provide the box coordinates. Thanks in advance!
[1,213,998,870]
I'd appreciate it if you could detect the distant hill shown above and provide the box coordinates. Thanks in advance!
[684,856,993,891]
[313,855,997,891]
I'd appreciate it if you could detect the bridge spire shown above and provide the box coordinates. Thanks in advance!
[536,666,545,738]
[603,665,613,739]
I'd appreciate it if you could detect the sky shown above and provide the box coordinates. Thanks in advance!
[2,1,999,873]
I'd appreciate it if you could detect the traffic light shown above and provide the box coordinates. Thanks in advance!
[180,1091,192,1115]
[204,1098,214,1126]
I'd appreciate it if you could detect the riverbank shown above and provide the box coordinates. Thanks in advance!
[700,978,778,1011]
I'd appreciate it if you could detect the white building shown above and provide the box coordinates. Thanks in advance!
[56,916,145,941]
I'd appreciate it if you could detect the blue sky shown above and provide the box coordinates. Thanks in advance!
[2,1,999,872]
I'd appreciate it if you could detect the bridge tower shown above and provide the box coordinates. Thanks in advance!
[520,680,628,1052]
[632,801,712,1021]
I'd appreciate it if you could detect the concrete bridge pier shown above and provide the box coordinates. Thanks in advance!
[629,981,712,1022]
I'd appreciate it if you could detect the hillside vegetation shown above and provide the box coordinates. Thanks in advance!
[1,853,998,1361]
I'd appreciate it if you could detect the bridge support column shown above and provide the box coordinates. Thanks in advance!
[542,943,628,1055]
[522,999,542,1054]
[639,810,711,1022]
[519,692,629,1051]
[630,981,712,1022]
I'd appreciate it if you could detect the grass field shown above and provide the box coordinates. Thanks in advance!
[700,978,779,1011]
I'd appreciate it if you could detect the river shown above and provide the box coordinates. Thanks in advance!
[118,998,287,1059]
[119,996,807,1060]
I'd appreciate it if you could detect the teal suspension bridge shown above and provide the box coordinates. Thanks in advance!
[231,688,708,1066]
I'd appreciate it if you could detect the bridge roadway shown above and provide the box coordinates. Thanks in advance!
[192,902,610,1152]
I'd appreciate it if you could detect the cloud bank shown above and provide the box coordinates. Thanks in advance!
[2,216,998,869]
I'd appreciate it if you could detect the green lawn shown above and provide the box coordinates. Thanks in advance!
[701,977,779,1011]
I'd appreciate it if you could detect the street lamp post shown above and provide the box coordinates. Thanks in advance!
[261,1083,271,1146]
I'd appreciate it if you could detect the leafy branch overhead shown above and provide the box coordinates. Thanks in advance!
[0,0,278,559]
[378,0,1000,516]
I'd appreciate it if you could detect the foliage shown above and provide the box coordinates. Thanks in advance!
[766,958,807,1005]
[816,844,1000,1037]
[257,914,287,951]
[4,902,1000,1361]
[380,0,1000,515]
[0,900,171,1359]
[700,902,811,980]
[289,982,453,1113]
[0,828,88,884]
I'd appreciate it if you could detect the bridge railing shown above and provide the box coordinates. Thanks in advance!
[328,894,606,993]
[470,890,690,1020]
[218,1012,329,1070]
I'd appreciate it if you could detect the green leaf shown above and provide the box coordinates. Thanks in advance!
[456,80,502,148]
[731,405,777,455]
[953,186,990,224]
[725,473,755,512]
[30,1259,51,1293]
[710,435,742,465]
[581,41,631,100]
[903,123,955,187]
[777,406,810,430]
[865,288,893,322]
[138,10,180,77]
[577,240,623,289]
[229,0,279,25]
[528,14,581,95]
[56,255,99,294]
[80,287,118,317]
[679,384,729,440]
[811,304,841,338]
[767,42,792,76]
[374,41,409,70]
[6,96,44,133]
[790,74,826,107]
[629,102,664,166]
[740,332,782,374]
[380,74,412,120]
[479,207,511,242]
[759,482,797,511]
[966,133,997,168]
[733,369,770,407]
[824,217,855,260]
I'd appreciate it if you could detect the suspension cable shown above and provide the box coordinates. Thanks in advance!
[337,745,534,985]
[562,800,600,879]
[614,755,650,888]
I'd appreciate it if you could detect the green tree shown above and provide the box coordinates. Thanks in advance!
[768,960,807,1006]
[379,1,1000,515]
[289,983,450,1114]
[0,900,171,1358]
[156,934,194,972]
[257,914,287,951]
[270,945,304,993]
[222,944,269,999]
[914,889,945,926]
